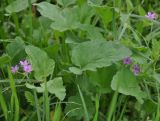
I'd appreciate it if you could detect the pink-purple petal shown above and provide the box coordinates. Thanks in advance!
[23,64,32,73]
[145,12,157,20]
[20,60,29,66]
[133,64,140,75]
[123,57,132,65]
[11,65,19,73]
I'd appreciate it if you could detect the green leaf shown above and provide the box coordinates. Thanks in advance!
[151,39,160,60]
[88,65,117,93]
[0,55,10,67]
[36,2,78,31]
[38,17,52,30]
[95,7,116,25]
[25,45,55,81]
[26,77,66,100]
[126,0,133,11]
[50,8,80,32]
[35,2,61,21]
[0,86,8,121]
[44,44,60,59]
[138,5,146,16]
[69,67,83,75]
[36,2,104,40]
[6,37,26,64]
[88,0,103,6]
[25,91,35,106]
[111,68,146,103]
[26,83,44,93]
[52,104,62,121]
[78,24,105,41]
[142,99,157,114]
[64,94,95,120]
[6,0,36,13]
[71,41,132,71]
[152,72,160,84]
[56,0,76,6]
[75,74,96,94]
[47,77,66,101]
[88,0,117,25]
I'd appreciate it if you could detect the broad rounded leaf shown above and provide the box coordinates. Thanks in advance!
[36,2,104,41]
[71,41,132,71]
[25,45,55,81]
[111,68,146,103]
[6,37,26,64]
[6,0,36,13]
[35,2,60,21]
[36,2,77,31]
[47,77,66,101]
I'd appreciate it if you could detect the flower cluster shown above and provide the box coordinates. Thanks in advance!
[145,12,158,20]
[11,60,32,74]
[123,57,140,75]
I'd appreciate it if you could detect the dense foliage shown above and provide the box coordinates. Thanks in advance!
[0,0,160,121]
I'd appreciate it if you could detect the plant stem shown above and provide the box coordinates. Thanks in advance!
[0,85,8,120]
[44,79,50,121]
[28,0,33,43]
[8,66,19,121]
[77,84,89,121]
[34,90,41,121]
[106,91,118,121]
[112,0,117,41]
[93,93,100,121]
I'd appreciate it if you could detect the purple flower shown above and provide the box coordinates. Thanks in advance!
[23,64,32,73]
[11,65,19,73]
[20,60,29,66]
[145,12,158,20]
[19,60,32,73]
[123,57,132,65]
[133,64,140,75]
